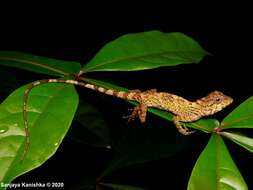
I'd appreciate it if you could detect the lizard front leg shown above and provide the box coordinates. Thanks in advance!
[173,116,194,135]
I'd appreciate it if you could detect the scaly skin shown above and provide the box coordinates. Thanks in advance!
[22,79,233,160]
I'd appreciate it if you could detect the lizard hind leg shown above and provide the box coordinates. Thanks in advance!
[126,104,148,123]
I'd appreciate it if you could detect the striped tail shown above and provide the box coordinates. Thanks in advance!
[43,79,139,100]
[22,79,140,161]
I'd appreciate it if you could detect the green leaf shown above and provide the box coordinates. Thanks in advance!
[83,77,219,134]
[82,31,209,72]
[99,182,145,190]
[222,96,253,129]
[0,83,78,185]
[220,131,253,153]
[0,51,81,77]
[187,119,220,133]
[188,134,247,190]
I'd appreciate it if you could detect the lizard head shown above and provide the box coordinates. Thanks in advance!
[196,91,233,115]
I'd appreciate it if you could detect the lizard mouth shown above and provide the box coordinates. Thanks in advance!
[227,97,234,106]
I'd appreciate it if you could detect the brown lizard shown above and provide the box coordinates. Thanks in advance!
[22,79,233,159]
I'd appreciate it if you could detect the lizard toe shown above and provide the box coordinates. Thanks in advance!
[178,127,195,135]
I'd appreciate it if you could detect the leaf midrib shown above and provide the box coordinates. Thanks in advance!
[215,135,221,190]
[0,57,68,76]
[84,50,205,71]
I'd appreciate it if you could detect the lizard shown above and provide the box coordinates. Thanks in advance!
[22,79,233,160]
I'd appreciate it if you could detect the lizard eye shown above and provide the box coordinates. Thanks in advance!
[215,98,221,102]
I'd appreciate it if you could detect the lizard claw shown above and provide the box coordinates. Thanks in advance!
[122,107,138,123]
[122,114,136,123]
[178,127,195,135]
[123,105,147,123]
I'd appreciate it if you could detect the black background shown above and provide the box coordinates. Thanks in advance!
[1,4,253,190]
